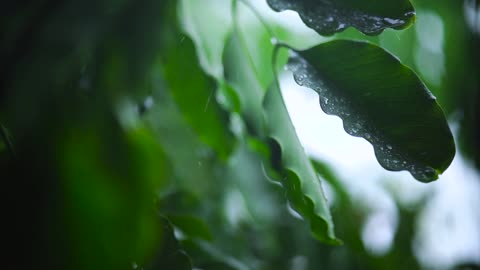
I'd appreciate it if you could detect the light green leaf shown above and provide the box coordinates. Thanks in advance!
[222,6,288,134]
[223,32,266,134]
[161,1,235,160]
[263,82,341,245]
[180,0,233,79]
[287,40,455,182]
[266,0,416,36]
[222,3,338,244]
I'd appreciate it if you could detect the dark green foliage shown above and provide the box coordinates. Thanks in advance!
[266,0,415,35]
[287,40,455,181]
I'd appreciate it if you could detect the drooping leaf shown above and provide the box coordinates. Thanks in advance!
[222,16,288,134]
[179,0,233,79]
[160,1,235,160]
[286,40,455,182]
[266,0,416,36]
[263,82,341,245]
[222,4,338,244]
[223,31,266,134]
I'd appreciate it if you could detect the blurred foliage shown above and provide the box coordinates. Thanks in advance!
[1,0,478,270]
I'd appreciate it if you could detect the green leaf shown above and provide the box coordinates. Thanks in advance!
[310,158,350,204]
[168,214,213,241]
[223,31,266,134]
[266,0,416,36]
[222,20,288,134]
[263,82,341,245]
[223,4,338,244]
[286,40,455,182]
[160,1,235,160]
[180,0,233,79]
[145,217,193,270]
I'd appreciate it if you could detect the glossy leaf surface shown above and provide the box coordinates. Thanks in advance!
[266,0,416,36]
[287,40,455,182]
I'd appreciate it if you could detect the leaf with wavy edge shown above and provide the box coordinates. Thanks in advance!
[221,3,339,243]
[266,0,415,36]
[264,82,341,244]
[286,40,455,182]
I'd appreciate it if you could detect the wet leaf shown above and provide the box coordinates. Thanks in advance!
[266,0,416,36]
[222,5,338,244]
[263,82,341,244]
[286,40,455,182]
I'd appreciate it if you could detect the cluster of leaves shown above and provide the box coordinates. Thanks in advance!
[1,0,461,269]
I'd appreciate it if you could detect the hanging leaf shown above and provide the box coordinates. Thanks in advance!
[263,82,341,244]
[266,0,416,36]
[179,0,233,79]
[160,0,235,160]
[285,40,455,182]
[222,4,338,244]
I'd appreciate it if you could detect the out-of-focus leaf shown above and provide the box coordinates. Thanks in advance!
[221,1,278,133]
[180,0,233,79]
[143,70,223,197]
[223,32,265,134]
[168,214,213,241]
[57,110,172,270]
[2,1,182,269]
[263,82,341,245]
[310,158,350,203]
[188,240,251,270]
[160,1,234,160]
[145,217,193,270]
[287,40,455,182]
[162,36,234,160]
[0,123,14,158]
[222,2,288,135]
[266,0,415,36]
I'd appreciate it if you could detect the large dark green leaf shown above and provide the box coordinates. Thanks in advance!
[286,40,455,182]
[266,0,415,36]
